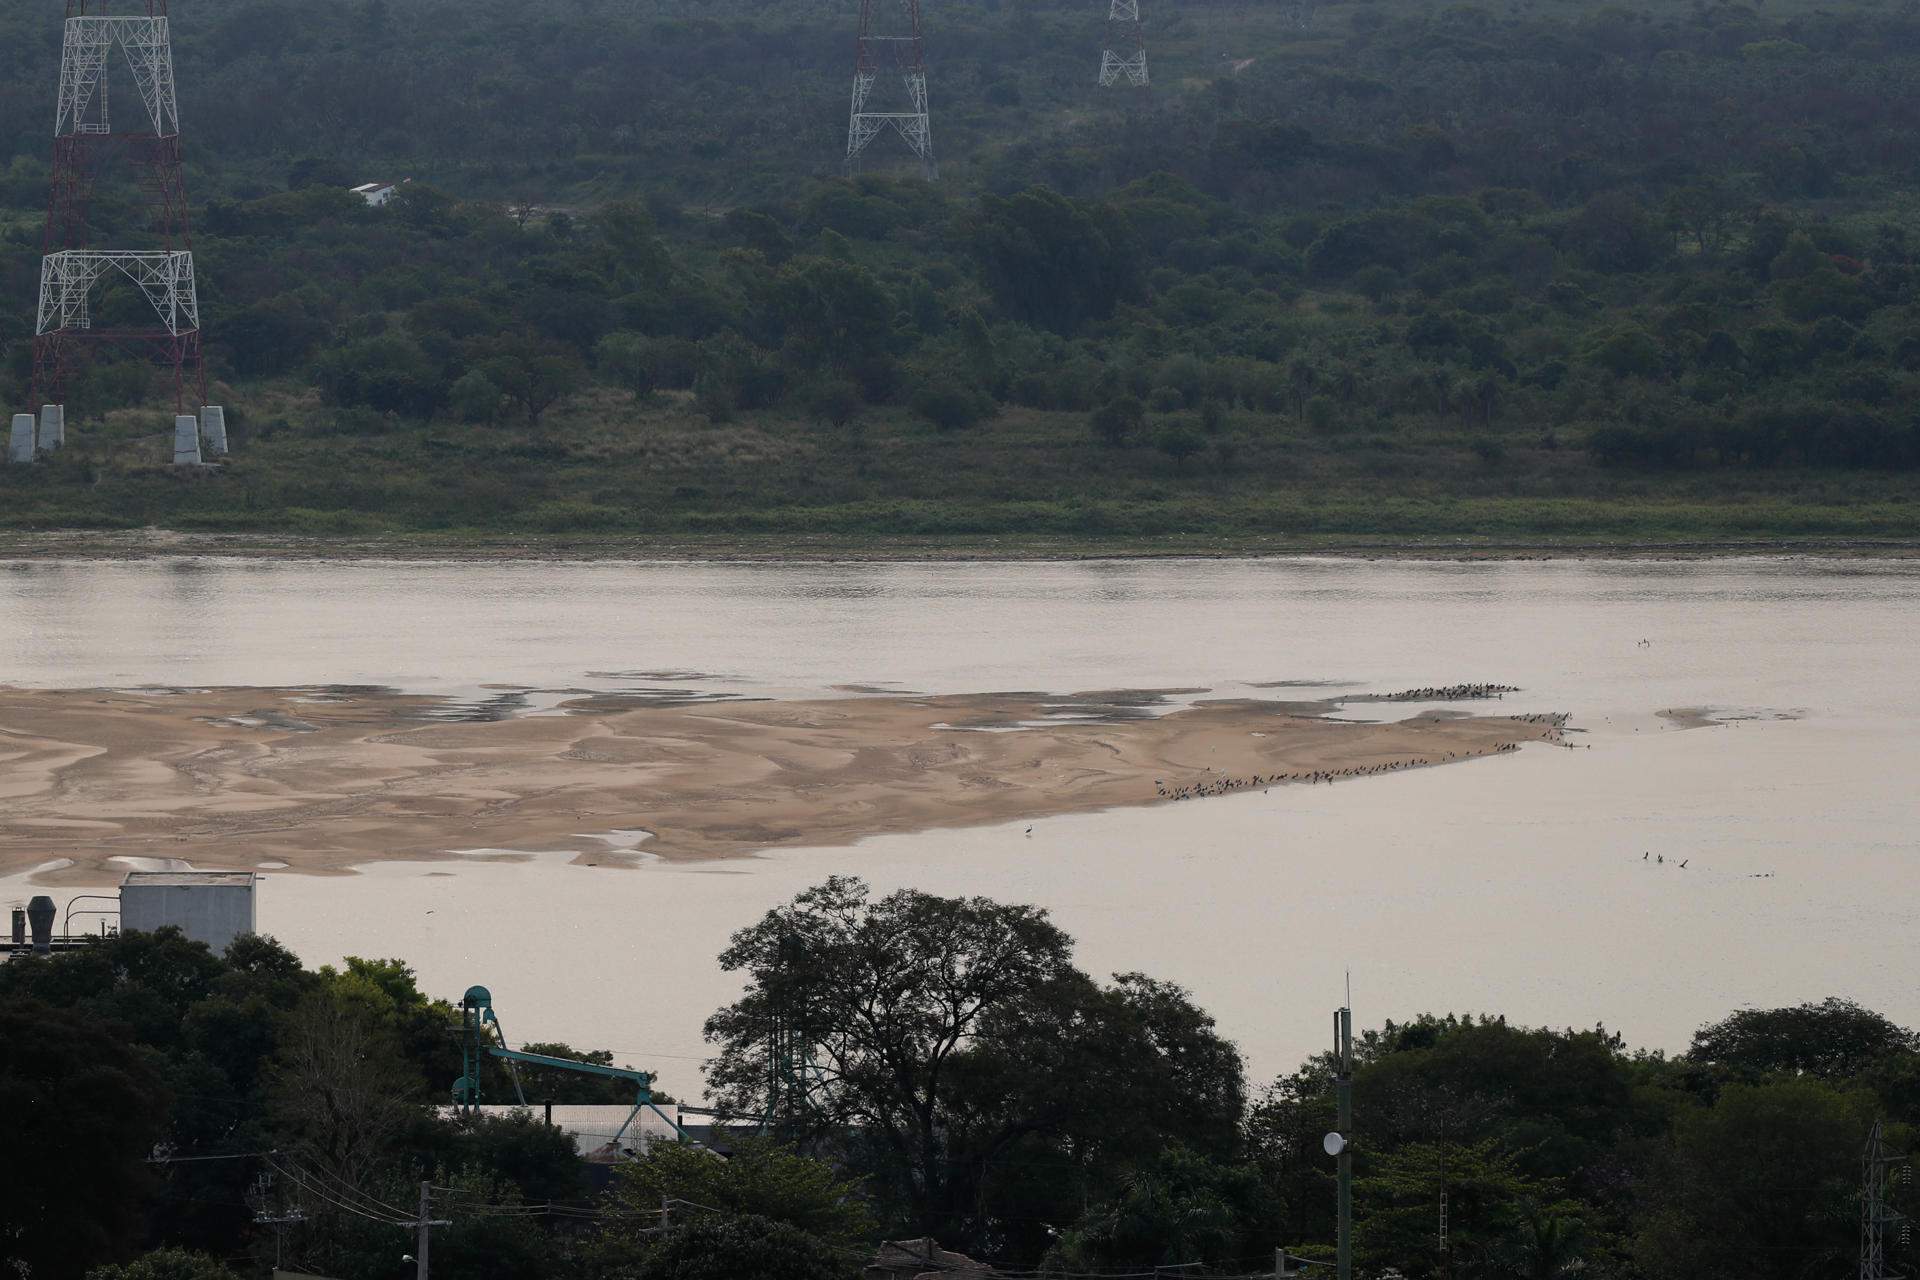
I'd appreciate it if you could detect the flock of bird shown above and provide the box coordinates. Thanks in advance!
[1149,710,1576,804]
[1379,682,1521,701]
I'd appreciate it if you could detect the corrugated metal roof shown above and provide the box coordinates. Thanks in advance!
[120,871,257,888]
[439,1104,685,1157]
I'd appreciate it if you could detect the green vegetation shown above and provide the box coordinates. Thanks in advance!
[4,0,1920,543]
[2,881,1917,1280]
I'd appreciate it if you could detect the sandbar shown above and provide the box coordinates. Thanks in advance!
[0,686,1568,883]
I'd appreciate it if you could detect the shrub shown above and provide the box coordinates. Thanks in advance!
[911,378,994,431]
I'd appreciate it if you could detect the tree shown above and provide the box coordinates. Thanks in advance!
[596,331,661,396]
[797,378,864,429]
[1665,183,1737,254]
[1566,192,1665,273]
[704,878,1078,1235]
[269,985,425,1186]
[471,335,588,428]
[511,1042,648,1104]
[704,880,1245,1253]
[1090,395,1145,447]
[85,1249,241,1280]
[605,1138,873,1250]
[1356,1139,1572,1278]
[965,187,1142,333]
[1689,999,1917,1082]
[594,200,674,289]
[766,256,893,377]
[1045,1147,1271,1271]
[448,368,503,423]
[1632,1079,1874,1280]
[909,377,993,432]
[314,333,446,417]
[1156,424,1205,468]
[435,1109,590,1204]
[0,1000,171,1278]
[1585,328,1665,379]
[634,1214,857,1280]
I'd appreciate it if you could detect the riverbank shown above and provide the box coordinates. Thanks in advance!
[1,528,1917,562]
[0,685,1567,883]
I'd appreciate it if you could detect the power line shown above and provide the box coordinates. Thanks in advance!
[265,1156,416,1227]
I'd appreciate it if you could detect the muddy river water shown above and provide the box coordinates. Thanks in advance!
[1,555,1914,1087]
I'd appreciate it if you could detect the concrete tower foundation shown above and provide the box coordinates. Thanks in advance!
[9,414,35,463]
[198,405,227,455]
[173,414,203,465]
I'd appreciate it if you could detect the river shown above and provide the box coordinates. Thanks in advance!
[1,554,1915,1089]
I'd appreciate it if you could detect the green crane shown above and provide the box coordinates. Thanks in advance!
[452,985,687,1149]
[453,985,774,1150]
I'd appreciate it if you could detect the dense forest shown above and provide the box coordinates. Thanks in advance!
[4,876,1917,1280]
[2,0,1920,540]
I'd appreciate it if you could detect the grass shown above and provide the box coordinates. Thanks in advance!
[2,381,1914,549]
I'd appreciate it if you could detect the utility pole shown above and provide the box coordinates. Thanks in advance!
[412,1181,450,1280]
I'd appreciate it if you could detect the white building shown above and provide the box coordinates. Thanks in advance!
[119,870,257,952]
[444,1103,687,1160]
[350,180,403,207]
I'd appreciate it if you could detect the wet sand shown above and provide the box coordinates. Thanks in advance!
[0,686,1566,882]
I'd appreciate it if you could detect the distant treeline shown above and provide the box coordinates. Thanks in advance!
[1,0,1918,537]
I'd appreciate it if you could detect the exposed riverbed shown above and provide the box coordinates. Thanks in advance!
[1,555,1913,1084]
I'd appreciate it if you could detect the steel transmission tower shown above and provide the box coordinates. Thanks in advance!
[1862,1120,1909,1280]
[846,0,936,181]
[1099,0,1149,88]
[31,0,207,416]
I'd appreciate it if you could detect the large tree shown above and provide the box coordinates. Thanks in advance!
[0,1000,172,1277]
[704,876,1078,1235]
[1688,998,1917,1083]
[703,878,1245,1254]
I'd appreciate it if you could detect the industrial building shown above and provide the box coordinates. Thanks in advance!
[119,870,257,952]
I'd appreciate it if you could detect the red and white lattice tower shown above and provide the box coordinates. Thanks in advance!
[30,0,206,415]
[1100,0,1149,87]
[846,0,937,181]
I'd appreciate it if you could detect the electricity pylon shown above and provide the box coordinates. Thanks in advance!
[1100,0,1149,88]
[31,0,206,413]
[846,0,936,181]
[1863,1120,1909,1280]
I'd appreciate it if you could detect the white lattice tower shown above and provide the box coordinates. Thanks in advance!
[1100,0,1148,88]
[846,0,936,180]
[55,16,180,138]
[37,250,198,337]
[32,0,206,413]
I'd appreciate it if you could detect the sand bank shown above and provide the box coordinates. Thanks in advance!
[0,686,1568,882]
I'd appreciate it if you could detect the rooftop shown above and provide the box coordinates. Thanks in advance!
[120,871,258,888]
